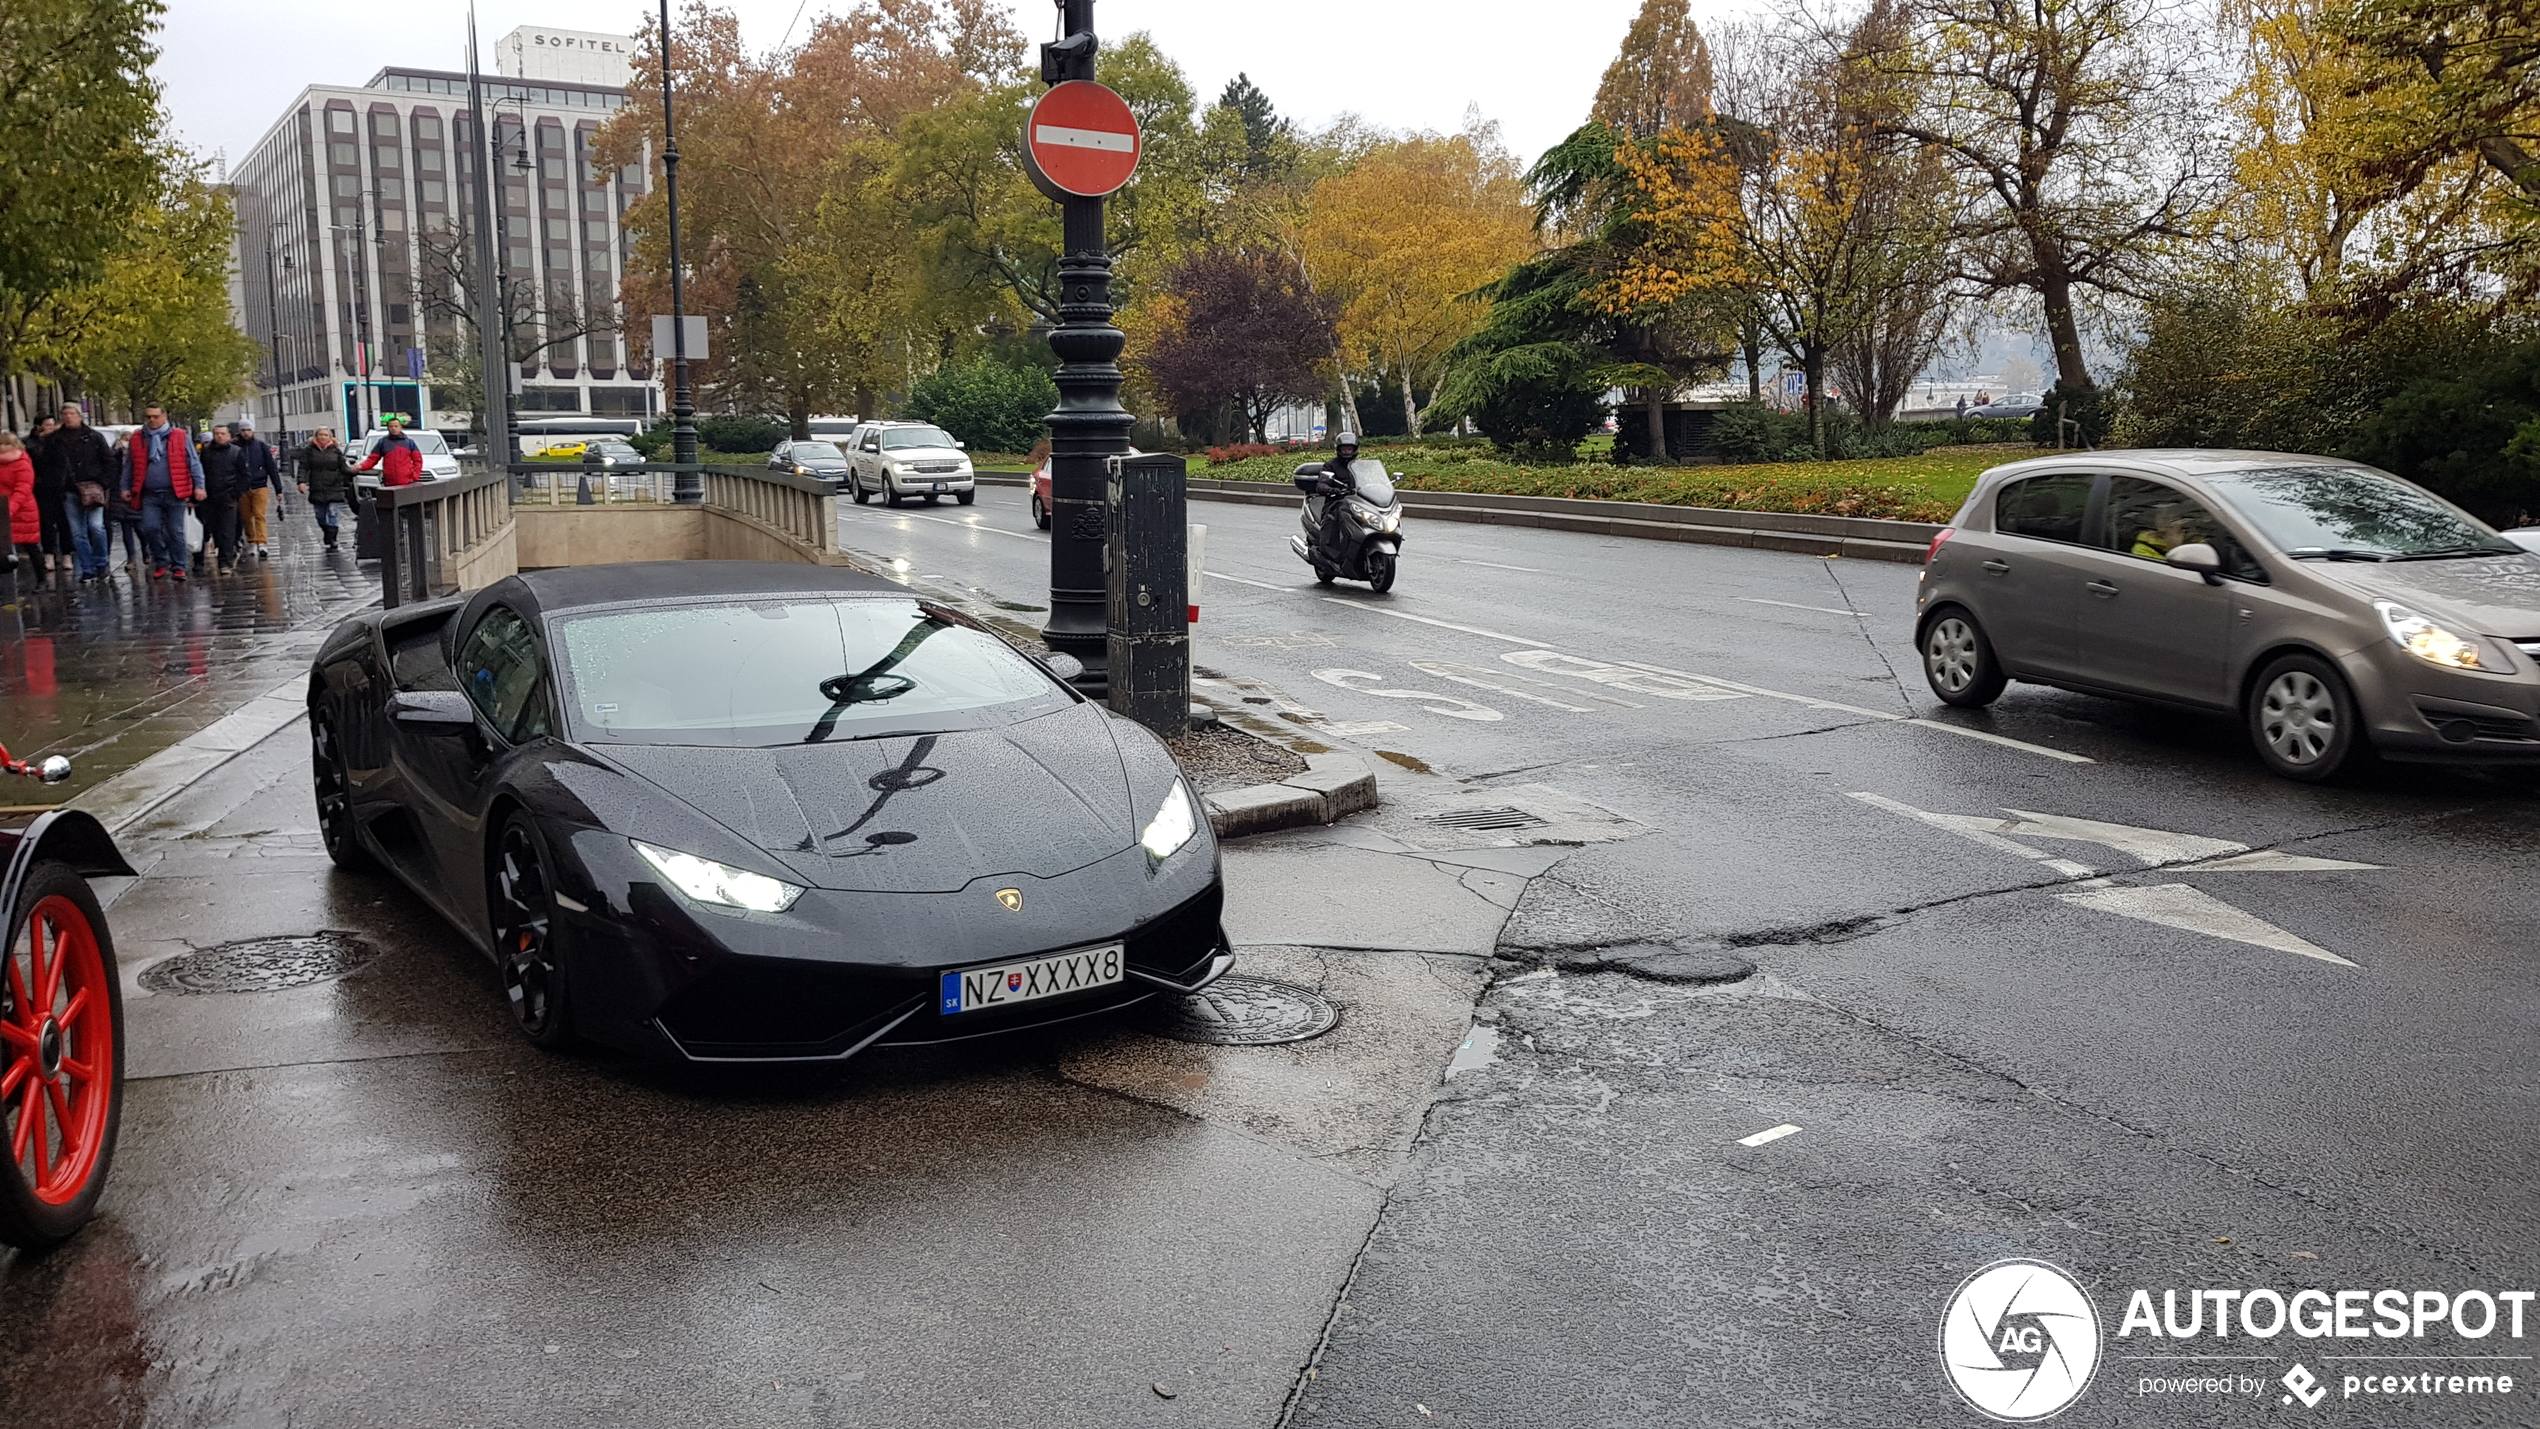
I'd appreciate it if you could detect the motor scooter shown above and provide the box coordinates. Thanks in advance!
[1288,459,1405,592]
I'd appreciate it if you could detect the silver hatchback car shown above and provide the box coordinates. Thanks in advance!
[1917,450,2540,780]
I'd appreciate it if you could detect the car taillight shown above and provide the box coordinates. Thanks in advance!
[1925,527,1955,565]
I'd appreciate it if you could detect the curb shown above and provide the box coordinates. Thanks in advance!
[1201,750,1379,839]
[68,674,311,835]
[979,469,1944,562]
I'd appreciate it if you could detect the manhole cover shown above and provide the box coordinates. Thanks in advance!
[1135,974,1339,1046]
[140,933,378,995]
[1421,805,1550,833]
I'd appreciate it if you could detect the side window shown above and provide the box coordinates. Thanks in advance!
[455,607,550,742]
[1995,474,2095,544]
[2103,477,2266,581]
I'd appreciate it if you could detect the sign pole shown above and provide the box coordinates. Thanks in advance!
[1036,0,1133,695]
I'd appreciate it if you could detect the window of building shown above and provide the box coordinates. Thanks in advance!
[371,112,399,139]
[331,142,357,166]
[507,245,532,270]
[538,126,563,150]
[335,205,358,228]
[540,157,565,181]
[583,220,609,243]
[421,181,446,204]
[379,209,406,233]
[589,387,647,415]
[333,175,360,197]
[518,386,584,412]
[418,149,443,172]
[414,115,442,141]
[328,109,354,135]
[374,146,400,170]
[388,304,411,325]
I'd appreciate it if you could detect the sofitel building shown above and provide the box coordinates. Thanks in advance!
[227,26,658,445]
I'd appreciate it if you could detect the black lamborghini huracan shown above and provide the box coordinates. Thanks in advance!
[306,562,1230,1062]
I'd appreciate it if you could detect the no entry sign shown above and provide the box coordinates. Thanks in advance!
[1024,80,1142,199]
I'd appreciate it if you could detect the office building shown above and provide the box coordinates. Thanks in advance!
[228,26,657,444]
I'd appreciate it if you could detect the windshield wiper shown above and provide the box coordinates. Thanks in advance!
[803,623,941,744]
[2388,544,2518,561]
[2288,547,2394,562]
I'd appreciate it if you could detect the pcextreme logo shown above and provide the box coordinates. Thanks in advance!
[1940,1259,2104,1422]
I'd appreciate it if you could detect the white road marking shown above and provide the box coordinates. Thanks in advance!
[2179,851,2385,872]
[1738,1124,1803,1147]
[1449,558,1545,572]
[1320,599,2092,763]
[1740,597,1855,616]
[1324,720,1411,735]
[842,507,1040,542]
[1412,659,1605,710]
[1504,650,1746,702]
[1410,659,1632,712]
[1848,792,2087,870]
[1205,569,1294,591]
[1987,808,2248,865]
[1311,668,1504,722]
[2055,883,2358,966]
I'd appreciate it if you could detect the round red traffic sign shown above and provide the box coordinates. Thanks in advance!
[1025,81,1142,199]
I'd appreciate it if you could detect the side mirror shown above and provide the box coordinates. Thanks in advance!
[955,440,967,450]
[2164,542,2224,576]
[389,689,476,732]
[1042,652,1086,683]
[36,755,71,784]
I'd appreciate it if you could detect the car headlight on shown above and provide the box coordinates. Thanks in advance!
[794,464,812,475]
[1346,498,1399,532]
[2375,601,2493,671]
[1140,779,1198,860]
[633,840,804,912]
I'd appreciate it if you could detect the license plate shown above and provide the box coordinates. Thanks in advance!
[940,944,1123,1015]
[933,482,946,492]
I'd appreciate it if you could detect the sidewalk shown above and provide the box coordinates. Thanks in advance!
[0,492,379,809]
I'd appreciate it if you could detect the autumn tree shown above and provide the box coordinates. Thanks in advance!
[1594,0,1720,138]
[26,172,257,420]
[0,0,166,393]
[1133,250,1335,443]
[1873,0,2213,404]
[1299,126,1535,436]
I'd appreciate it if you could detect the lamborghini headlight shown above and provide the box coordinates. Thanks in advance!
[634,840,804,912]
[1140,779,1198,860]
[2374,601,2492,671]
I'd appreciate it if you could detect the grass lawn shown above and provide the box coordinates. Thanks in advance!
[1199,444,2031,524]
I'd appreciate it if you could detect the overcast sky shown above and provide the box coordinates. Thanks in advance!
[158,0,1709,174]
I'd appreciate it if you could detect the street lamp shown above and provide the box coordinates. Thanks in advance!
[263,220,290,438]
[1039,0,1136,690]
[658,0,700,498]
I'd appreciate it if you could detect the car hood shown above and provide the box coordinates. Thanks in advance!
[886,446,967,462]
[591,702,1135,893]
[2313,553,2540,639]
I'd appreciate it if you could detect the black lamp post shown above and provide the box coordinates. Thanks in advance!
[1039,0,1134,690]
[658,0,700,498]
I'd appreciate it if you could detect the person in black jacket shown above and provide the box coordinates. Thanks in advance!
[44,405,116,582]
[194,425,249,573]
[233,417,281,558]
[297,428,354,550]
[25,414,68,577]
[1310,431,1364,566]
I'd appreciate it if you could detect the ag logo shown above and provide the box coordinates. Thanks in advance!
[1939,1259,2102,1421]
[994,887,1023,912]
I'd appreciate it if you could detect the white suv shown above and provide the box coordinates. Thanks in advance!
[351,428,465,494]
[846,422,976,507]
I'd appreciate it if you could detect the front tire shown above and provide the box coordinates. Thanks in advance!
[1032,494,1051,530]
[884,482,904,508]
[850,474,872,506]
[2249,652,2366,781]
[0,863,123,1251]
[1365,549,1397,593]
[490,813,574,1049]
[956,489,976,507]
[311,717,376,871]
[1921,609,2008,708]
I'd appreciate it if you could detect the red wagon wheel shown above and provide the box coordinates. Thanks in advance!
[0,863,124,1250]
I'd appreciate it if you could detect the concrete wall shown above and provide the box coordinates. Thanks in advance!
[445,521,519,591]
[515,504,842,571]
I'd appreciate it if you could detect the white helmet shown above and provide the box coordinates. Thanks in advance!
[1335,431,1359,448]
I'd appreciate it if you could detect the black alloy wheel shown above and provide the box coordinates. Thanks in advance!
[491,813,573,1048]
[311,718,375,871]
[2248,651,2368,782]
[1921,609,2008,708]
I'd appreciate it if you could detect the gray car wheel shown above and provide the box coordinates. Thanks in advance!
[1920,610,2007,707]
[2249,652,2364,781]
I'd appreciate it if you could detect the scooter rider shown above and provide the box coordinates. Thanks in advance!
[1312,431,1362,564]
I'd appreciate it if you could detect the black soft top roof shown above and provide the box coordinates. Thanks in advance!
[473,561,908,626]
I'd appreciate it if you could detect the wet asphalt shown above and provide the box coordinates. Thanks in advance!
[0,480,2532,1426]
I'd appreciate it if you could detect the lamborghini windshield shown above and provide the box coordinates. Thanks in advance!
[551,597,1071,746]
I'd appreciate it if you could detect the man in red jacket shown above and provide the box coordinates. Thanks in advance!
[126,406,202,581]
[356,413,426,488]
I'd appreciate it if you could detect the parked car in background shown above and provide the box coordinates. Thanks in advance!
[1965,393,2046,419]
[1918,450,2540,781]
[771,440,852,484]
[589,442,644,468]
[846,422,976,507]
[1031,447,1144,530]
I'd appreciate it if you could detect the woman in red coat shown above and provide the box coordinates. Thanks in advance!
[0,431,39,568]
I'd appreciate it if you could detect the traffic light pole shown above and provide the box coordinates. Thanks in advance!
[1039,0,1132,694]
